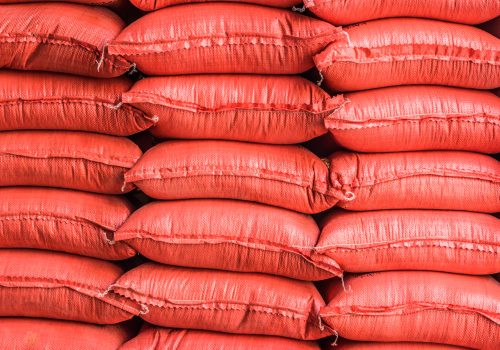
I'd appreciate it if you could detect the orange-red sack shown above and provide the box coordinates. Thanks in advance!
[315,19,500,91]
[0,187,136,260]
[123,75,342,144]
[305,0,500,25]
[0,131,142,194]
[121,327,321,350]
[0,70,155,135]
[0,318,134,350]
[320,271,500,348]
[334,340,469,349]
[317,209,500,275]
[328,151,500,212]
[125,140,343,214]
[326,86,500,153]
[112,264,330,340]
[130,0,300,11]
[0,249,138,323]
[108,3,343,75]
[0,3,130,77]
[115,199,340,280]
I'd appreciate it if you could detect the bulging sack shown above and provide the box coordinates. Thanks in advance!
[115,199,340,280]
[326,86,500,153]
[334,340,471,349]
[0,0,124,6]
[0,3,130,77]
[108,3,343,75]
[315,18,500,91]
[0,70,155,135]
[305,0,500,25]
[0,318,134,350]
[328,151,500,212]
[112,264,329,340]
[317,209,500,275]
[0,249,138,324]
[130,0,300,11]
[121,328,320,350]
[320,271,500,348]
[123,75,342,144]
[0,131,142,194]
[125,140,343,214]
[0,187,136,260]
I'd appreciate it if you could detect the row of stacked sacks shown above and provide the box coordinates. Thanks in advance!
[0,0,499,350]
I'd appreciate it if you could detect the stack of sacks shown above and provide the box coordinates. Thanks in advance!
[0,0,153,348]
[308,1,500,348]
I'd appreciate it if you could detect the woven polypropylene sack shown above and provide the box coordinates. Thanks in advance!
[0,131,142,194]
[112,264,330,340]
[315,18,500,91]
[108,3,343,75]
[305,0,500,25]
[320,271,500,348]
[0,0,125,6]
[334,341,469,349]
[123,75,343,144]
[115,199,340,280]
[130,0,300,11]
[0,70,155,135]
[0,318,134,350]
[0,249,139,323]
[121,327,321,350]
[328,151,500,212]
[326,86,500,153]
[0,187,136,260]
[316,209,500,274]
[125,140,342,214]
[0,3,130,77]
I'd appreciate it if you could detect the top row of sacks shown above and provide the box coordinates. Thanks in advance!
[1,2,499,91]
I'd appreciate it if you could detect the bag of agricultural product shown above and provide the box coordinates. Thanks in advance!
[0,318,134,350]
[0,70,155,135]
[123,75,342,144]
[108,3,343,75]
[320,271,500,349]
[316,209,499,274]
[315,19,500,91]
[326,86,500,153]
[0,0,125,6]
[125,140,345,214]
[115,199,340,280]
[305,0,500,25]
[0,187,135,260]
[0,131,141,194]
[129,0,299,11]
[0,249,138,323]
[0,3,130,77]
[328,151,500,212]
[334,340,469,349]
[122,327,320,350]
[112,264,329,340]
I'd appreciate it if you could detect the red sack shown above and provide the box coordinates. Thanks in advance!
[112,264,329,340]
[123,75,342,144]
[315,19,500,91]
[0,3,130,77]
[0,0,125,6]
[0,187,136,260]
[305,0,500,25]
[121,327,321,350]
[335,340,469,349]
[125,140,342,214]
[0,131,142,194]
[0,249,138,324]
[317,209,500,275]
[328,151,500,212]
[0,70,155,135]
[108,3,343,75]
[320,271,500,348]
[0,318,134,350]
[326,86,500,153]
[115,199,340,280]
[130,0,300,11]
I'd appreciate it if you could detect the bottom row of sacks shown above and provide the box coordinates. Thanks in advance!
[0,249,498,349]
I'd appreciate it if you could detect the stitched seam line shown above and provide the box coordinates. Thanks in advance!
[0,151,138,167]
[319,242,499,253]
[0,275,108,293]
[0,215,114,232]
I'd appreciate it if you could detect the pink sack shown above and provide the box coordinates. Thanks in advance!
[123,75,342,144]
[335,340,469,349]
[326,86,500,153]
[129,0,299,11]
[317,209,499,274]
[321,271,500,349]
